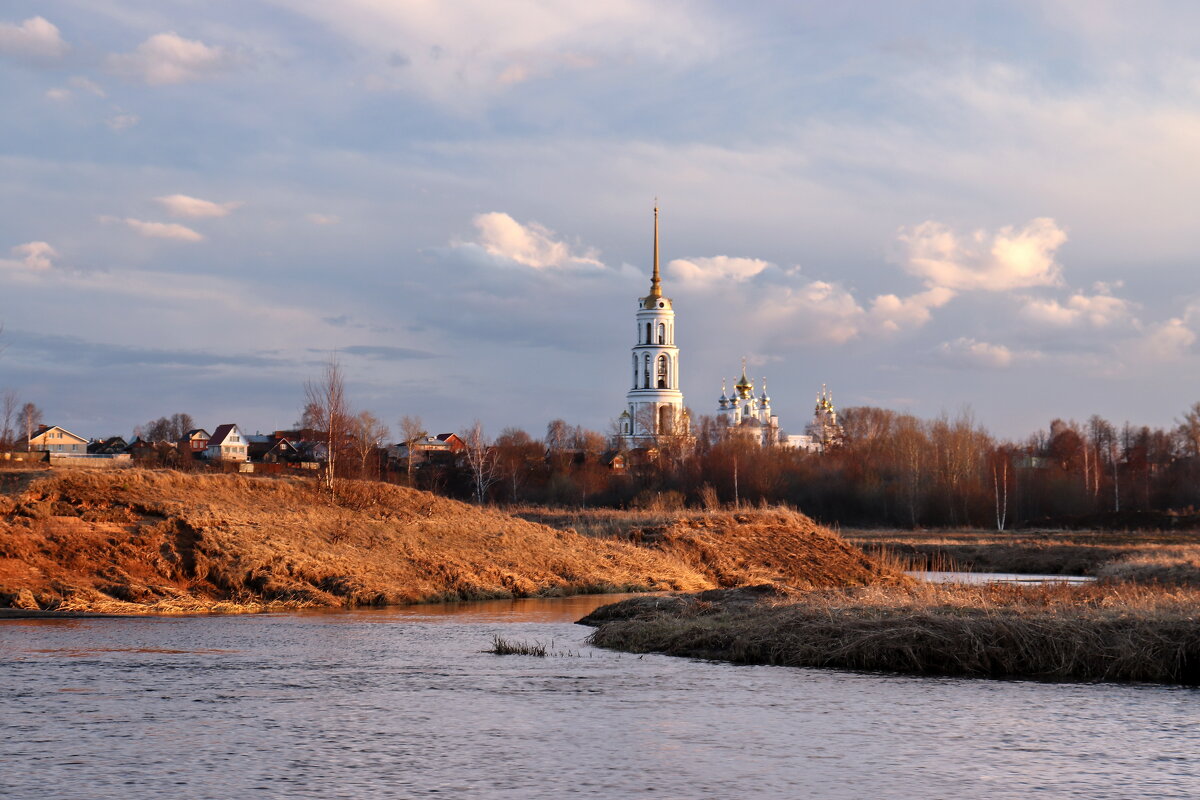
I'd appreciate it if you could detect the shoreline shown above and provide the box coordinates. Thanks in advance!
[580,583,1200,685]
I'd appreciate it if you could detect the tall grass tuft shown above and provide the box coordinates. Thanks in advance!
[487,635,547,656]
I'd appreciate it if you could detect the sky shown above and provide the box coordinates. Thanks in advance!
[3,1,1200,442]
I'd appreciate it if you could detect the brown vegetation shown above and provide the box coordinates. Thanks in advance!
[0,469,900,614]
[845,528,1200,583]
[582,582,1200,684]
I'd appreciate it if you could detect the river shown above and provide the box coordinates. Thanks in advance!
[2,594,1198,799]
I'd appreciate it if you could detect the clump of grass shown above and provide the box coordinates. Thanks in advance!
[487,635,547,656]
[584,582,1200,685]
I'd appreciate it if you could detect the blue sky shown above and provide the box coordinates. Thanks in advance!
[3,1,1200,441]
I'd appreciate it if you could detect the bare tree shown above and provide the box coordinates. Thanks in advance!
[305,355,351,492]
[398,414,427,485]
[462,420,500,504]
[19,402,43,448]
[0,390,18,450]
[350,410,389,479]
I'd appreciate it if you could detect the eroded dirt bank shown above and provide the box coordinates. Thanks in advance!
[0,470,903,614]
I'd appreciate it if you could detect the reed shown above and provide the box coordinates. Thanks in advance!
[487,636,548,656]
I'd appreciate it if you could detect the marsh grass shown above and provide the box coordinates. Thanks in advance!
[846,528,1200,582]
[487,636,548,656]
[585,582,1200,684]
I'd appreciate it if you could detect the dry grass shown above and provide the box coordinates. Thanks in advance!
[0,470,901,613]
[1095,549,1200,586]
[583,582,1200,684]
[845,528,1200,582]
[514,504,910,590]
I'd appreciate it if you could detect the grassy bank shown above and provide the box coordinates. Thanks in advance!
[0,470,903,614]
[844,528,1200,584]
[581,583,1200,684]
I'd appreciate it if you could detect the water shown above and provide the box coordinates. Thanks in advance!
[3,595,1198,799]
[913,570,1096,585]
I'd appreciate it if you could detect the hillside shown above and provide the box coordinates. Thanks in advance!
[0,470,904,613]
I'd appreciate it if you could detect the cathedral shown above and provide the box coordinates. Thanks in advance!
[618,205,688,448]
[716,369,844,451]
[616,205,843,452]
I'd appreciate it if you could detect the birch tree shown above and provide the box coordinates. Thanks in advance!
[305,356,350,492]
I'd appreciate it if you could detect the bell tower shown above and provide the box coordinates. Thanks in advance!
[619,204,687,448]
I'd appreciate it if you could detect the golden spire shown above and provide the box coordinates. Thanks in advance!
[649,201,662,298]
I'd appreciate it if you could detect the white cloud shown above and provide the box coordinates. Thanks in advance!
[156,194,242,218]
[1,241,57,271]
[45,88,71,101]
[935,337,1016,369]
[107,32,236,85]
[103,217,204,242]
[760,280,866,345]
[306,213,340,225]
[1021,288,1137,328]
[868,287,956,333]
[469,212,602,269]
[0,17,68,61]
[668,256,769,287]
[106,112,140,131]
[1131,318,1196,362]
[272,0,726,111]
[898,218,1068,291]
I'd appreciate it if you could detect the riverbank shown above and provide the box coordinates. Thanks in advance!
[581,582,1200,684]
[0,470,904,614]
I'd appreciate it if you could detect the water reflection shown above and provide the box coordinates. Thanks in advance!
[2,594,1197,800]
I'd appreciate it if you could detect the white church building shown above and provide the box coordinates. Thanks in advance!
[615,205,844,453]
[618,206,689,448]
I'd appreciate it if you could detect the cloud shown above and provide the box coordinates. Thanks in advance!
[468,212,603,269]
[306,213,340,225]
[107,32,236,85]
[106,112,140,131]
[935,337,1016,369]
[0,17,68,61]
[897,218,1068,291]
[1021,287,1138,328]
[272,0,726,111]
[760,279,866,345]
[156,194,242,218]
[668,256,769,287]
[338,345,437,361]
[49,76,107,101]
[1132,318,1196,362]
[103,217,204,242]
[868,287,956,332]
[1,241,57,271]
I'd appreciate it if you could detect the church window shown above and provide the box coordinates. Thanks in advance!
[632,355,638,388]
[657,323,665,344]
[643,354,651,388]
[657,354,668,388]
[646,322,651,344]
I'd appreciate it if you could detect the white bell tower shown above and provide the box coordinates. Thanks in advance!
[619,205,687,448]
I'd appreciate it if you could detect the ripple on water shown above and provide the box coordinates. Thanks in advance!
[1,594,1198,800]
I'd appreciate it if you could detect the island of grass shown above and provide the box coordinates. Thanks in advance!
[580,581,1200,685]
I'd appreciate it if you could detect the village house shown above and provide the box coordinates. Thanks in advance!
[205,424,249,462]
[87,436,129,455]
[28,425,88,453]
[178,429,211,460]
[247,434,300,464]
